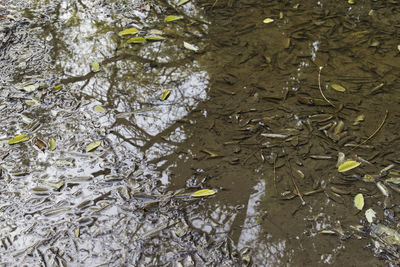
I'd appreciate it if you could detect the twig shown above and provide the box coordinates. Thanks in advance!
[287,159,306,205]
[318,66,336,108]
[349,109,388,151]
[273,153,278,196]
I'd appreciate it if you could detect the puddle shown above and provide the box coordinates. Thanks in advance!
[0,0,399,265]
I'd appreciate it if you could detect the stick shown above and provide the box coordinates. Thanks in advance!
[287,159,306,205]
[318,66,336,108]
[350,109,388,151]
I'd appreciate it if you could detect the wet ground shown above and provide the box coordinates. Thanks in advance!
[1,0,400,266]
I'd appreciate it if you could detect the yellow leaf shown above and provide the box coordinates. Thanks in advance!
[365,208,376,223]
[191,189,216,197]
[263,18,274,24]
[160,89,171,101]
[9,134,29,145]
[85,141,101,152]
[94,105,105,112]
[145,35,166,41]
[165,15,182,22]
[127,37,146,44]
[91,62,100,72]
[149,29,163,35]
[331,83,346,92]
[74,227,80,237]
[119,28,139,36]
[52,84,63,92]
[49,138,56,151]
[338,160,360,172]
[354,193,364,210]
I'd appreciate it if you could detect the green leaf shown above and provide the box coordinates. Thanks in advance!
[119,28,139,36]
[127,37,146,44]
[48,138,56,151]
[149,29,163,35]
[91,62,100,72]
[338,160,360,172]
[331,83,346,92]
[365,208,376,223]
[183,41,198,52]
[165,15,182,22]
[145,35,166,41]
[263,18,274,24]
[160,89,171,101]
[385,177,400,184]
[191,189,216,197]
[8,134,29,145]
[354,193,364,210]
[94,105,105,112]
[177,0,190,6]
[85,141,101,152]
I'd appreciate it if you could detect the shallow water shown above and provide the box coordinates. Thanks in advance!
[0,0,399,266]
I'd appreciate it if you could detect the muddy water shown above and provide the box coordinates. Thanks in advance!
[0,0,399,266]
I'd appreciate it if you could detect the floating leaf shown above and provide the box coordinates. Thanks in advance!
[145,35,166,41]
[338,160,360,172]
[191,189,216,197]
[119,28,139,36]
[353,114,365,125]
[94,105,105,112]
[74,227,80,237]
[354,193,364,210]
[91,62,100,72]
[23,83,39,92]
[40,179,65,190]
[183,41,198,52]
[263,18,274,24]
[85,140,101,152]
[52,84,63,92]
[177,0,190,6]
[331,83,346,92]
[160,89,171,101]
[365,208,376,223]
[149,29,163,35]
[8,134,29,145]
[48,138,56,151]
[165,15,182,22]
[127,36,146,44]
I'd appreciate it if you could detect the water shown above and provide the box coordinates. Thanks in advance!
[0,0,399,265]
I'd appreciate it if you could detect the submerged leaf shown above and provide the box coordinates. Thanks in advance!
[183,41,198,52]
[127,36,146,44]
[145,35,166,41]
[74,227,80,237]
[385,177,400,185]
[91,62,100,72]
[165,15,182,22]
[85,141,101,152]
[177,0,190,6]
[353,114,365,125]
[354,193,364,210]
[191,189,216,197]
[338,160,360,172]
[48,138,56,151]
[94,105,105,112]
[160,89,171,101]
[331,83,346,92]
[263,18,274,24]
[9,134,29,145]
[149,29,163,35]
[365,208,376,223]
[119,28,139,36]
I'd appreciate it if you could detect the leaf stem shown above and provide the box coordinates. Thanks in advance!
[318,66,335,108]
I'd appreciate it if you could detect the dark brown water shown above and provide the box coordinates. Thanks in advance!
[0,0,399,266]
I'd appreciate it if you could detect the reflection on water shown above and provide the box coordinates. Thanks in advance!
[1,0,400,265]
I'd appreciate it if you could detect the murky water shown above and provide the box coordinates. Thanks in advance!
[1,0,400,266]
